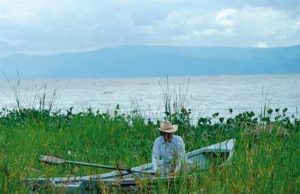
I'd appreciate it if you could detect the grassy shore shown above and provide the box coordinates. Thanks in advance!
[0,107,299,193]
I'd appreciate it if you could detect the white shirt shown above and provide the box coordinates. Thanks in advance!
[152,135,186,175]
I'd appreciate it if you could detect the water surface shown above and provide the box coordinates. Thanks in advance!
[0,74,299,119]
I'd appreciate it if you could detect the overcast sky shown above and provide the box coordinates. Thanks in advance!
[0,0,300,55]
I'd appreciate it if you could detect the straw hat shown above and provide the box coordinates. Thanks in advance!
[158,121,178,133]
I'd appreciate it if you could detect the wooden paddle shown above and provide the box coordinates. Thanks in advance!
[39,155,154,175]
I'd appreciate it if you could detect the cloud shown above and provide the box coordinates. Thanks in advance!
[0,0,299,55]
[216,9,237,28]
[231,6,300,44]
[256,42,269,48]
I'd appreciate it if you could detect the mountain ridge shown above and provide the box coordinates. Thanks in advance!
[1,45,300,79]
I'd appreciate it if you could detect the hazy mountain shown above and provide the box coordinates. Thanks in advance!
[1,45,300,79]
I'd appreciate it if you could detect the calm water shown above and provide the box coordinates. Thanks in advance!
[0,74,299,119]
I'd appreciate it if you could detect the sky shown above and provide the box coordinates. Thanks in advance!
[0,0,300,55]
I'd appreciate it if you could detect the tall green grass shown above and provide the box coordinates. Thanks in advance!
[0,78,299,193]
[0,106,299,193]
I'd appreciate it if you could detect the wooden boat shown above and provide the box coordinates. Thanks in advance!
[26,138,235,193]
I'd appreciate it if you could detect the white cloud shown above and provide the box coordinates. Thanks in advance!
[216,9,237,28]
[256,42,269,48]
[0,1,299,55]
[232,6,300,44]
[201,29,219,36]
[293,21,300,30]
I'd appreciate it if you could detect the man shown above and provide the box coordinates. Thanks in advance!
[152,121,186,176]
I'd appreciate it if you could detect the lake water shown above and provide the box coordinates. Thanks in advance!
[0,74,299,119]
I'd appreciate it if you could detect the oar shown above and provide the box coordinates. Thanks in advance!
[40,155,154,175]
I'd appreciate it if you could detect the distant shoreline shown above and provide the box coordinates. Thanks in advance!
[1,45,300,79]
[1,72,300,82]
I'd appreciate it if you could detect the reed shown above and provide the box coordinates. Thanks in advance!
[0,79,299,193]
[0,104,299,193]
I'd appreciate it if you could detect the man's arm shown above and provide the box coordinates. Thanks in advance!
[152,139,160,173]
[175,138,186,173]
